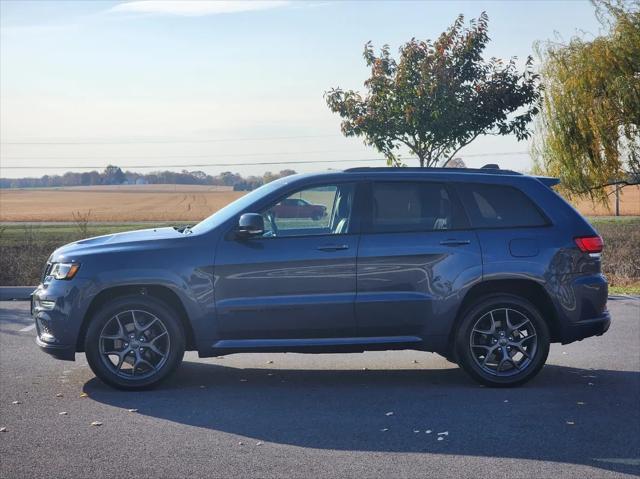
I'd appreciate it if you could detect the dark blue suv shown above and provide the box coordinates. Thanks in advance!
[32,167,610,389]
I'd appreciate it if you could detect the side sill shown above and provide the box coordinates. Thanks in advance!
[211,336,423,354]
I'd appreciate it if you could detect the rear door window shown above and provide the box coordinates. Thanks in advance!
[456,184,548,228]
[369,182,466,233]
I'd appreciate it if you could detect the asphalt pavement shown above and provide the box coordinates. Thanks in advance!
[0,298,639,479]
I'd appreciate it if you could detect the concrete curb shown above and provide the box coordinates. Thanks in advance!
[0,287,35,301]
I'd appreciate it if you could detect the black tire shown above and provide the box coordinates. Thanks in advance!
[85,295,185,390]
[455,294,550,387]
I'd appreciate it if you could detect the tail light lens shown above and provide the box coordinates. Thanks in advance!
[574,235,603,254]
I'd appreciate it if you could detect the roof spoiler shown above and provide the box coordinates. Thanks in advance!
[535,176,560,188]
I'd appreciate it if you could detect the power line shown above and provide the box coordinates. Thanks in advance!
[0,148,371,161]
[0,151,530,169]
[0,157,391,170]
[0,134,341,146]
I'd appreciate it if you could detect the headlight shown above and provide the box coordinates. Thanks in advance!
[49,262,80,280]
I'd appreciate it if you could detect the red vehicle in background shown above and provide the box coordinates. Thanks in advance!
[270,198,327,220]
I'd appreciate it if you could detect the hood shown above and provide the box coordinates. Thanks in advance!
[51,227,184,261]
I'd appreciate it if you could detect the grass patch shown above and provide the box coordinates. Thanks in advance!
[0,222,178,285]
[609,283,640,296]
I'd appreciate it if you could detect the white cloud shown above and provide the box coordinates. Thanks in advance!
[109,1,290,17]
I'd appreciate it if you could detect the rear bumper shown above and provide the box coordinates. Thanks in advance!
[560,310,611,344]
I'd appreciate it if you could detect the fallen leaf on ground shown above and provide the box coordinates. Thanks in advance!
[90,421,102,427]
[58,412,68,416]
[55,393,63,398]
[11,401,21,405]
[0,427,6,432]
[238,441,244,446]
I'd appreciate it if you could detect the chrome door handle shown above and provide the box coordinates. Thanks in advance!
[439,239,471,246]
[317,244,349,251]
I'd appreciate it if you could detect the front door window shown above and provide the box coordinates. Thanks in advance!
[261,183,355,237]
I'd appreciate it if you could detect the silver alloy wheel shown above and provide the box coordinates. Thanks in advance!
[469,308,538,377]
[98,309,170,380]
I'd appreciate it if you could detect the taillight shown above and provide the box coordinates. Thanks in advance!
[574,235,603,254]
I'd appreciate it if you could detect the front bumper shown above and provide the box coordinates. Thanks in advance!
[35,336,76,360]
[32,279,92,361]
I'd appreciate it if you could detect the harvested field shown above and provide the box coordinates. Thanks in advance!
[1,184,638,223]
[571,185,640,216]
[0,185,245,222]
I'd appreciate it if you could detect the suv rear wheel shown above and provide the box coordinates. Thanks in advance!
[455,294,550,387]
[85,295,185,390]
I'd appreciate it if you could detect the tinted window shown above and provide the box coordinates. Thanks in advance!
[457,184,547,228]
[370,182,465,233]
[260,183,355,237]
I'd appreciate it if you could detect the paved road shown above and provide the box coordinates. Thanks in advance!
[1,299,638,479]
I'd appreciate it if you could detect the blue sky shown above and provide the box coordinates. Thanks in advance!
[0,0,602,178]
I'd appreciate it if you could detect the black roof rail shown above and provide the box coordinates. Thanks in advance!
[343,166,523,176]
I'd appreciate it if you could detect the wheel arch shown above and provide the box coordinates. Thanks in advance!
[76,284,196,352]
[449,279,560,353]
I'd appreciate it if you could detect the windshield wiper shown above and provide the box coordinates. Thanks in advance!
[173,225,193,234]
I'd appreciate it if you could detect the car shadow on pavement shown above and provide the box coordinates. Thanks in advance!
[85,361,639,476]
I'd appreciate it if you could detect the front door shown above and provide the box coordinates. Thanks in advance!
[214,182,359,339]
[356,181,482,338]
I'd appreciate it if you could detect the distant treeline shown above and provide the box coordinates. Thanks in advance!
[0,165,297,191]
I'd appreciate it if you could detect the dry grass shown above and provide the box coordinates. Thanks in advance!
[590,217,640,288]
[0,185,245,222]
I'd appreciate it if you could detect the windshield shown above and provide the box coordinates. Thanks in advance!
[189,177,292,234]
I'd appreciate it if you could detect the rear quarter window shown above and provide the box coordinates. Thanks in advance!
[456,183,548,228]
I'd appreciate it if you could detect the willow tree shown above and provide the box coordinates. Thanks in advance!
[533,0,640,200]
[324,13,540,167]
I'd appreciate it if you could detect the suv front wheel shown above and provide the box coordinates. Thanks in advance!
[455,294,550,387]
[85,295,185,390]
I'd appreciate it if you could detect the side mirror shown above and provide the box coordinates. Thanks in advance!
[236,213,264,238]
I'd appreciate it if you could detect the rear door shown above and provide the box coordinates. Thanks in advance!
[356,180,482,338]
[214,182,360,339]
